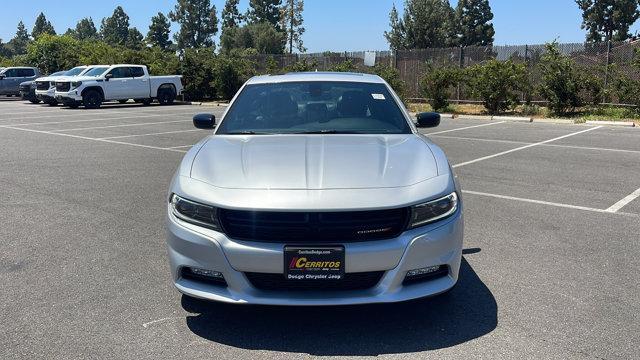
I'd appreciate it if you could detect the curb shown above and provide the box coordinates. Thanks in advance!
[585,120,636,127]
[532,118,575,124]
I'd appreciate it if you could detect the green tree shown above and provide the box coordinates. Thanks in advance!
[101,6,131,46]
[26,34,80,74]
[537,42,584,115]
[32,13,56,38]
[248,0,282,29]
[125,27,144,50]
[146,12,172,49]
[222,0,244,28]
[280,0,305,53]
[8,21,30,55]
[384,4,405,50]
[576,0,640,42]
[221,22,285,54]
[454,0,494,46]
[169,0,219,49]
[466,59,527,114]
[74,18,98,40]
[390,0,456,49]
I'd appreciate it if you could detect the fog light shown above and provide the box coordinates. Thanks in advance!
[181,267,227,286]
[403,265,448,285]
[406,265,441,277]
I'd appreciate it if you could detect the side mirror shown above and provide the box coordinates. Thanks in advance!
[193,113,216,129]
[415,112,441,128]
[0,74,5,80]
[104,73,113,81]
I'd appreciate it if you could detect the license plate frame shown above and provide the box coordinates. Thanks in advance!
[284,246,345,281]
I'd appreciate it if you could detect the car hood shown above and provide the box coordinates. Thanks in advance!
[190,134,439,190]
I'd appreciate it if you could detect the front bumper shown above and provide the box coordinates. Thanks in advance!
[36,89,57,102]
[55,90,82,102]
[166,204,463,306]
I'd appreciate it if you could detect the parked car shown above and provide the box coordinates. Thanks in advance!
[0,67,41,96]
[166,72,463,305]
[35,66,94,106]
[54,64,183,109]
[19,80,42,103]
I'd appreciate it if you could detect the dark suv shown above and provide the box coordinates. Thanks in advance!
[0,67,40,96]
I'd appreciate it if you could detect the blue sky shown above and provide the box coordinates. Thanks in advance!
[2,1,640,52]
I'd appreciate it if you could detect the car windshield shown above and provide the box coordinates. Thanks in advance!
[216,81,411,135]
[63,67,85,76]
[83,67,109,77]
[50,71,66,76]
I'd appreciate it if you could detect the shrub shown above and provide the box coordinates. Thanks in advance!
[466,59,527,114]
[180,48,216,100]
[284,58,318,72]
[420,66,461,111]
[330,59,357,72]
[26,34,80,74]
[370,63,406,102]
[212,55,255,100]
[536,42,584,115]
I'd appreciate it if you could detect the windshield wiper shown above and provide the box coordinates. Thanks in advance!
[224,131,274,135]
[290,130,360,134]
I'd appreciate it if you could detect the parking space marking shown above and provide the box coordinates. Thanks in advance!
[462,190,637,217]
[2,125,188,153]
[98,129,203,140]
[46,120,190,132]
[425,121,506,135]
[0,110,192,127]
[167,145,195,149]
[605,187,640,213]
[432,134,640,155]
[452,126,602,168]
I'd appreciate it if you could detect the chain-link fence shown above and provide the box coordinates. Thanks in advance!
[253,41,640,105]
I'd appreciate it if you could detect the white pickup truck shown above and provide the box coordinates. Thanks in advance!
[54,64,183,109]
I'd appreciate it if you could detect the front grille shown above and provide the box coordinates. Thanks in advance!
[56,82,70,92]
[20,84,31,92]
[218,208,410,243]
[36,81,49,90]
[245,271,384,291]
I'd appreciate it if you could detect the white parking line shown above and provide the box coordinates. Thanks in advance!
[167,145,195,149]
[1,125,188,153]
[425,121,506,135]
[462,190,637,217]
[605,188,640,213]
[98,129,203,140]
[452,126,602,168]
[0,111,191,127]
[47,120,189,132]
[431,134,640,155]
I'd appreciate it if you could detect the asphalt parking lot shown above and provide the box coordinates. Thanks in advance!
[1,98,638,359]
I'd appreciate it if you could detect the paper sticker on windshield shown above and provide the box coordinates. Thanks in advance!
[372,93,386,100]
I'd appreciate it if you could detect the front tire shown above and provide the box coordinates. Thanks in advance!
[141,98,152,106]
[29,99,40,104]
[82,90,102,109]
[47,100,58,106]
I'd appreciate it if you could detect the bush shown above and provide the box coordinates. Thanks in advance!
[466,59,527,114]
[536,42,584,115]
[180,48,216,100]
[330,59,357,72]
[371,63,406,102]
[284,58,318,72]
[211,55,255,100]
[420,66,461,111]
[26,34,80,74]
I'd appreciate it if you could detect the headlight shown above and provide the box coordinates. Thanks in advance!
[408,192,458,229]
[70,81,82,89]
[170,194,222,231]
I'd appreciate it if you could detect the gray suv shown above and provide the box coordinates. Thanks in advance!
[0,67,40,96]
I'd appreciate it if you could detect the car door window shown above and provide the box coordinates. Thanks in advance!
[108,67,131,79]
[19,69,35,77]
[129,67,145,78]
[4,69,18,77]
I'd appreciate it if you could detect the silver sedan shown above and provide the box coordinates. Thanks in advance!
[166,72,463,305]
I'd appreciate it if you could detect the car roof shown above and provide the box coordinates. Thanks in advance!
[246,72,385,85]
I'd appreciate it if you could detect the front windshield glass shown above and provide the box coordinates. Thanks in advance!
[217,81,411,135]
[83,67,109,77]
[50,71,65,76]
[63,67,85,76]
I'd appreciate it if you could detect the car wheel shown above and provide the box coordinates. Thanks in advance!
[142,98,152,106]
[29,99,40,104]
[118,99,128,104]
[134,99,144,103]
[157,89,176,105]
[67,102,79,109]
[83,90,102,109]
[48,100,58,106]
